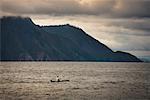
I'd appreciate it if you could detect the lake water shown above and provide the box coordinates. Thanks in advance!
[0,62,150,100]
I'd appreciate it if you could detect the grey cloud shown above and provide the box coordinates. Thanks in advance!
[1,0,150,18]
[102,18,150,33]
[112,0,150,18]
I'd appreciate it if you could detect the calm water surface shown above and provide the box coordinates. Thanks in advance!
[0,62,150,100]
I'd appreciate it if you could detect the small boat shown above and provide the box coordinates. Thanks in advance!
[50,80,70,83]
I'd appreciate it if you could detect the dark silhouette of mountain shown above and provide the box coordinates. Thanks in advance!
[0,16,142,62]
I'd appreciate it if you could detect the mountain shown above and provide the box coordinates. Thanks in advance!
[0,16,142,62]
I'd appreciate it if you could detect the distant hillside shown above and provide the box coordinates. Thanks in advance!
[0,16,142,62]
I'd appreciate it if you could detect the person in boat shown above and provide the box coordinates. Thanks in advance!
[56,76,60,82]
[50,76,69,82]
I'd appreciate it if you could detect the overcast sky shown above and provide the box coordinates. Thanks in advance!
[1,0,150,59]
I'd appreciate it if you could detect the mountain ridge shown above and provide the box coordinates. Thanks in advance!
[0,16,142,62]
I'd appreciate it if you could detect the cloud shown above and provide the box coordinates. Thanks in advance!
[112,0,150,18]
[101,18,150,35]
[1,0,150,18]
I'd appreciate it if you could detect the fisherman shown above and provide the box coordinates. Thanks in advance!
[50,76,70,83]
[56,76,60,82]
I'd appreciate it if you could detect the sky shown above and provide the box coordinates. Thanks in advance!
[1,0,150,60]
